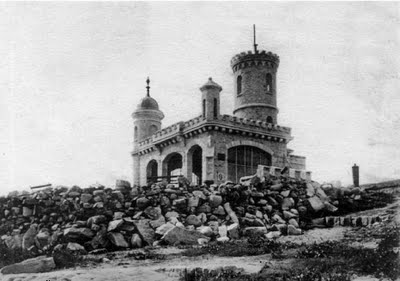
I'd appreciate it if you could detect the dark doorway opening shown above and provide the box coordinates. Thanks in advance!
[191,146,202,185]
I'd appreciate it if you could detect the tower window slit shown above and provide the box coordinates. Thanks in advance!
[266,73,272,93]
[237,75,242,95]
[213,98,218,118]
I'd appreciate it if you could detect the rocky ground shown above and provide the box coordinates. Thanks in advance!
[0,198,398,281]
[0,177,398,281]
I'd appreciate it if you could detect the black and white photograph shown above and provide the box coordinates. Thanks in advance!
[0,2,399,280]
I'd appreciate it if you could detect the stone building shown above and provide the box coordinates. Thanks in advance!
[131,39,311,187]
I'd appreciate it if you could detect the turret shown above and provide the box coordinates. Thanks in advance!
[231,26,280,123]
[200,77,222,121]
[132,77,164,150]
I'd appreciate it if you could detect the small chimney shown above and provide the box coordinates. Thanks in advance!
[352,164,359,187]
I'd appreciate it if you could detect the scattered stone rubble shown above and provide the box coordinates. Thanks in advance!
[0,176,369,262]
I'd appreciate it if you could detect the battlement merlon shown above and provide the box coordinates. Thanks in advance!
[231,50,280,70]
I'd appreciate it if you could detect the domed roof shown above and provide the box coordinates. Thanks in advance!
[137,96,159,110]
[200,77,222,91]
[136,77,160,111]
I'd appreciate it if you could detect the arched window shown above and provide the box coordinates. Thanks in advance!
[134,126,138,141]
[149,124,158,135]
[237,75,242,95]
[266,73,272,92]
[202,99,206,116]
[213,98,218,118]
[266,116,273,124]
[228,146,271,183]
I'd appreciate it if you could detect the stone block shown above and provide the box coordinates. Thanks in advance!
[227,223,240,239]
[162,226,209,245]
[131,233,143,248]
[287,225,302,236]
[108,232,129,248]
[1,256,55,274]
[144,206,162,220]
[186,215,202,227]
[134,219,155,246]
[242,227,268,237]
[155,223,175,236]
[107,219,124,232]
[308,196,324,212]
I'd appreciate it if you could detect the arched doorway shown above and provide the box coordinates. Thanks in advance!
[187,145,202,185]
[227,145,271,183]
[146,160,158,184]
[162,153,183,183]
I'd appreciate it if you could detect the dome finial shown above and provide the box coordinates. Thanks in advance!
[146,77,150,97]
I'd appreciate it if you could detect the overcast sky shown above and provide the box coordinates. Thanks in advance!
[0,2,399,195]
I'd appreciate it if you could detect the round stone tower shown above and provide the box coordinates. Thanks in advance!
[132,77,164,150]
[231,45,280,124]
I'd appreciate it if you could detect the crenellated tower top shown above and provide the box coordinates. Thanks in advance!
[231,25,280,123]
[231,50,280,71]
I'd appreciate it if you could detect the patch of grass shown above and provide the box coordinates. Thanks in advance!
[182,234,286,257]
[180,266,352,281]
[296,225,400,280]
[0,243,36,268]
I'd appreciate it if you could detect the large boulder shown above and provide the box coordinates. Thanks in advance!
[188,196,200,208]
[287,225,302,236]
[22,224,38,250]
[64,227,94,242]
[209,195,222,208]
[227,223,240,240]
[281,198,294,210]
[324,201,338,213]
[108,232,129,248]
[155,222,175,236]
[161,226,210,245]
[131,233,143,248]
[3,234,23,250]
[186,215,202,227]
[80,193,93,204]
[89,226,109,249]
[1,256,55,274]
[197,226,213,237]
[87,215,107,227]
[35,229,50,249]
[107,219,124,232]
[308,196,325,212]
[149,216,166,229]
[144,206,162,220]
[134,219,155,246]
[223,203,239,224]
[66,242,86,253]
[242,227,268,237]
[165,211,180,220]
[136,197,150,210]
[218,225,228,238]
[306,182,315,197]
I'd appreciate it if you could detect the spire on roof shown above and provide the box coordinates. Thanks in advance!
[146,77,150,97]
[253,24,258,53]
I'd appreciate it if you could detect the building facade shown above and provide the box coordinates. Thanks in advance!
[131,43,310,187]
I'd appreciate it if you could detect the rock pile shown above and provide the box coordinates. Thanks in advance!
[0,177,363,256]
